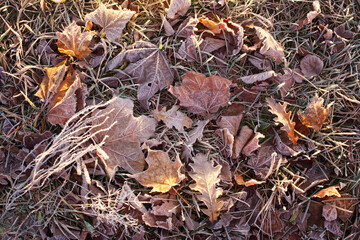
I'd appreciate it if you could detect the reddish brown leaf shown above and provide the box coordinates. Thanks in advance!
[240,70,276,84]
[300,54,323,77]
[292,0,321,30]
[334,24,355,39]
[242,129,264,156]
[182,120,209,159]
[169,71,231,115]
[166,0,191,19]
[152,105,193,131]
[298,95,331,131]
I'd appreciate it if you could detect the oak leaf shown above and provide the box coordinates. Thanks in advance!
[89,97,156,178]
[56,21,95,59]
[189,153,224,222]
[84,4,135,42]
[152,105,193,131]
[166,0,191,19]
[300,54,323,77]
[169,71,231,115]
[249,25,284,64]
[107,41,174,109]
[132,149,184,193]
[298,95,331,131]
[266,98,298,144]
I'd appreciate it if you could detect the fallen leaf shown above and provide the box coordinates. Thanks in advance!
[200,0,227,8]
[84,4,135,42]
[334,24,355,39]
[215,128,234,158]
[298,95,331,131]
[56,21,95,59]
[169,71,231,115]
[36,39,66,65]
[297,163,329,193]
[249,25,284,64]
[244,179,265,187]
[176,17,199,38]
[248,56,272,71]
[324,219,343,236]
[107,41,174,109]
[292,0,321,30]
[325,194,356,222]
[322,205,337,221]
[132,149,185,193]
[160,13,175,36]
[240,70,276,84]
[189,153,224,222]
[233,125,253,158]
[313,186,341,199]
[199,17,221,34]
[52,0,66,2]
[300,55,323,77]
[182,120,209,159]
[166,0,191,19]
[242,129,265,156]
[266,98,298,144]
[152,105,193,131]
[273,68,303,97]
[89,97,156,178]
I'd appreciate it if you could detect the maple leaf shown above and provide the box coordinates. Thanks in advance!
[189,153,224,223]
[298,95,331,131]
[89,97,156,178]
[56,21,95,59]
[152,105,193,131]
[169,71,231,115]
[132,149,185,193]
[248,25,284,64]
[107,41,174,109]
[300,55,323,77]
[266,98,298,144]
[166,0,191,19]
[85,4,135,42]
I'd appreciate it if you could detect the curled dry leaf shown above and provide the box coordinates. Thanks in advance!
[166,0,191,19]
[240,70,276,84]
[217,114,242,136]
[273,68,303,97]
[107,41,174,109]
[300,55,323,77]
[312,186,341,199]
[215,128,234,158]
[56,21,95,59]
[89,97,156,178]
[234,125,253,158]
[152,105,193,131]
[84,3,135,42]
[292,0,321,30]
[189,153,224,223]
[248,25,284,64]
[160,13,175,36]
[266,98,298,145]
[169,71,231,115]
[132,149,185,193]
[298,95,331,131]
[242,129,265,156]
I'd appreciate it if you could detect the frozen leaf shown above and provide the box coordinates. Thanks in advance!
[217,114,243,136]
[84,4,135,42]
[334,24,355,39]
[189,153,224,222]
[56,21,95,59]
[298,95,331,131]
[240,70,276,84]
[90,97,156,178]
[300,55,323,77]
[107,41,174,109]
[47,69,87,125]
[313,186,341,199]
[249,25,284,64]
[52,0,66,2]
[324,220,343,236]
[166,0,191,19]
[292,0,321,30]
[248,56,272,71]
[152,105,193,131]
[323,205,337,221]
[200,0,227,8]
[182,120,209,159]
[297,163,329,192]
[36,39,66,65]
[242,130,265,156]
[273,68,303,97]
[326,194,356,222]
[176,17,199,38]
[215,128,234,158]
[160,13,175,36]
[169,71,231,115]
[233,126,253,158]
[199,17,221,34]
[266,98,298,144]
[132,149,185,193]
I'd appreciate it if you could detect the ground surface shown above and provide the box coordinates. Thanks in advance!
[0,0,359,239]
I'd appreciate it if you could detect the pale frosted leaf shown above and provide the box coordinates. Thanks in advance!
[216,114,243,136]
[166,0,191,19]
[323,205,337,222]
[298,95,331,131]
[300,55,323,77]
[242,130,265,156]
[152,105,193,131]
[240,71,276,84]
[182,120,209,159]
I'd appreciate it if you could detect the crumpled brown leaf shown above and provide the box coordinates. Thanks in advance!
[169,71,231,115]
[300,54,323,77]
[56,21,95,59]
[107,41,174,109]
[189,153,224,222]
[85,4,135,42]
[292,0,321,30]
[166,0,191,19]
[89,97,156,178]
[298,95,331,131]
[267,98,298,144]
[274,68,303,97]
[132,149,185,193]
[152,105,193,131]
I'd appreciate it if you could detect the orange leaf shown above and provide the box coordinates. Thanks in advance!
[298,95,331,131]
[312,186,341,199]
[266,98,298,144]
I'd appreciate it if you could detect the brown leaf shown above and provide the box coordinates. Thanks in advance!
[132,149,185,193]
[215,128,234,158]
[322,205,337,221]
[160,13,175,36]
[266,98,298,144]
[248,56,272,71]
[334,24,355,39]
[216,114,243,136]
[273,68,303,97]
[189,153,224,222]
[166,0,191,19]
[300,55,323,77]
[84,4,135,42]
[199,17,221,34]
[152,105,193,131]
[242,129,265,156]
[47,69,87,125]
[312,186,341,199]
[169,71,231,115]
[240,70,276,84]
[89,97,156,178]
[298,95,331,131]
[182,120,209,159]
[56,21,95,59]
[292,0,321,30]
[233,125,253,158]
[325,194,356,222]
[107,41,174,109]
[248,25,284,64]
[176,17,199,38]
